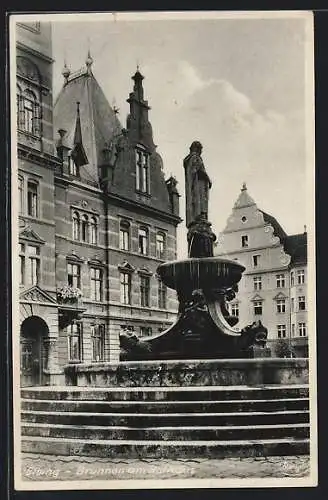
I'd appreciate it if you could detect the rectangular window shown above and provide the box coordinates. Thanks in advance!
[26,245,40,286]
[68,323,83,362]
[230,303,239,317]
[156,232,166,259]
[291,298,295,312]
[298,296,306,311]
[158,281,167,309]
[292,323,295,336]
[298,322,307,337]
[120,272,131,305]
[253,300,262,315]
[19,243,25,285]
[67,263,80,288]
[276,298,286,313]
[297,270,305,285]
[140,326,152,337]
[27,181,38,218]
[91,324,105,362]
[140,275,150,307]
[290,271,295,287]
[253,255,260,267]
[24,98,34,134]
[138,227,148,255]
[90,267,102,302]
[253,276,262,291]
[18,176,24,214]
[276,274,285,288]
[241,235,248,248]
[277,324,287,339]
[119,221,130,251]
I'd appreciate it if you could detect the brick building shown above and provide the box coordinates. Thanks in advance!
[215,183,308,357]
[17,21,181,386]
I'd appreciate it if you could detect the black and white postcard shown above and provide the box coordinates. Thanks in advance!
[10,10,317,490]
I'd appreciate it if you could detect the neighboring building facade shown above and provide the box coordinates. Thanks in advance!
[215,184,308,357]
[17,21,181,387]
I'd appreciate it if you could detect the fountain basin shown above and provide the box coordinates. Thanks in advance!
[157,257,245,292]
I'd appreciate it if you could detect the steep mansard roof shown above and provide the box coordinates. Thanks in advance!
[54,67,122,183]
[283,232,307,266]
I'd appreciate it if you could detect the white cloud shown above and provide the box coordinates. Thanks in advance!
[139,60,306,256]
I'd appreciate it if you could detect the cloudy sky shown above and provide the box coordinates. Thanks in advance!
[49,12,313,256]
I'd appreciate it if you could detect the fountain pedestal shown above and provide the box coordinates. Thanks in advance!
[120,256,269,361]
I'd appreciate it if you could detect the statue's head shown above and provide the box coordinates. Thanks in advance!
[190,141,203,155]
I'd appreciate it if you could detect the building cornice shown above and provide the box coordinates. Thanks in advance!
[102,191,182,227]
[18,144,62,170]
[16,41,54,64]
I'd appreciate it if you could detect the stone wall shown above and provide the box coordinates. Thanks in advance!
[65,358,309,387]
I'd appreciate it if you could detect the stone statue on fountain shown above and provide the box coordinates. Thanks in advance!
[184,141,216,258]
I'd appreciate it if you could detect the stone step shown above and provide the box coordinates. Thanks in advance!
[21,435,310,458]
[21,409,309,427]
[21,384,309,402]
[21,397,309,414]
[22,422,310,441]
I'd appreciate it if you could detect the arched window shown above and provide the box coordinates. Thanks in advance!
[81,215,89,243]
[68,154,78,177]
[119,220,130,251]
[90,217,98,245]
[72,212,80,240]
[135,146,150,194]
[27,179,38,217]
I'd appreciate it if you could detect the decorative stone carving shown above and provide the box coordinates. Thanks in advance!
[20,285,57,304]
[19,226,45,244]
[17,56,40,82]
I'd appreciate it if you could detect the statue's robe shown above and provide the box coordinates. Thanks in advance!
[184,152,212,227]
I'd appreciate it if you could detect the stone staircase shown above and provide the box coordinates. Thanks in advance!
[20,384,310,458]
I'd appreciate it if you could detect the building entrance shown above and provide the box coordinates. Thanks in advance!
[20,316,49,387]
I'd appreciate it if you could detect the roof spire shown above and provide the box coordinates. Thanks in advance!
[241,182,247,191]
[71,101,88,167]
[86,46,93,75]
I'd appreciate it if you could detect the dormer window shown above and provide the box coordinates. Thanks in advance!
[68,155,79,177]
[136,146,150,194]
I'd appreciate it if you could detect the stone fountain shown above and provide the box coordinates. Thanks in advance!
[120,141,269,361]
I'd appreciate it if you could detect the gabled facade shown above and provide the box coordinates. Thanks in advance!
[16,22,181,386]
[215,184,308,357]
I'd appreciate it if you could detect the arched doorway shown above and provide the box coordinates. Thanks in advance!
[20,316,49,387]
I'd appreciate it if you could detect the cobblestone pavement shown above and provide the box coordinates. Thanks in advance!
[21,454,310,481]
